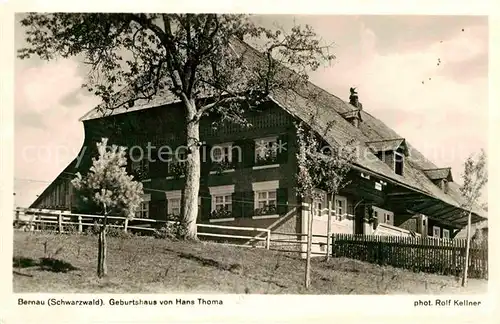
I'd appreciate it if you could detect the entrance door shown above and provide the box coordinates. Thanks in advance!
[354,204,365,234]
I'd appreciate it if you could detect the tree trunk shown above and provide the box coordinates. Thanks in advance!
[305,203,314,289]
[461,210,472,287]
[97,215,108,278]
[181,99,201,240]
[326,194,334,261]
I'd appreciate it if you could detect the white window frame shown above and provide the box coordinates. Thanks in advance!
[443,229,450,239]
[254,136,279,163]
[433,226,441,238]
[394,151,404,176]
[166,190,182,216]
[372,206,393,225]
[212,194,232,212]
[313,190,327,217]
[256,190,277,209]
[209,185,235,213]
[252,181,280,216]
[335,196,348,219]
[136,194,151,219]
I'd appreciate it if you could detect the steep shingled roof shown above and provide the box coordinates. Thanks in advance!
[422,168,453,181]
[77,38,487,224]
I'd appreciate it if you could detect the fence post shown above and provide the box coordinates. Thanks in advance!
[78,215,83,233]
[124,218,129,233]
[266,230,270,250]
[58,211,63,234]
[326,199,333,261]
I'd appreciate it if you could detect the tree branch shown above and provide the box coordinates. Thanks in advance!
[195,95,246,120]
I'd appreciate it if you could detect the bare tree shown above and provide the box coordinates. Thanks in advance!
[459,149,487,287]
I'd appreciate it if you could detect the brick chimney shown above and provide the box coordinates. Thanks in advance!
[342,87,363,128]
[349,87,363,109]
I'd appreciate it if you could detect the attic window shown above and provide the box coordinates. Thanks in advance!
[366,138,408,176]
[422,168,453,193]
[442,179,449,194]
[394,152,404,176]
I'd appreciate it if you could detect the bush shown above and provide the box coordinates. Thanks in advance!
[83,221,133,239]
[107,226,133,239]
[63,224,79,235]
[153,221,187,240]
[84,221,101,236]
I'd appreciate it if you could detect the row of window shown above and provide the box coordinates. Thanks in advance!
[312,194,349,219]
[129,136,283,178]
[135,181,282,219]
[433,226,450,239]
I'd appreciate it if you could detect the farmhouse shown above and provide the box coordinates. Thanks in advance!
[29,40,487,253]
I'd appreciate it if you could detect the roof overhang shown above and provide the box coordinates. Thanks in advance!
[366,138,409,156]
[422,167,454,182]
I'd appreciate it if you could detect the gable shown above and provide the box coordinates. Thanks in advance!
[366,138,408,156]
[422,168,454,182]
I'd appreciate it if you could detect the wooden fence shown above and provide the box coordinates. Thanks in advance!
[13,208,271,249]
[332,233,488,279]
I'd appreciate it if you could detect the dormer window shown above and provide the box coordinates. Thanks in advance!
[422,168,453,193]
[442,178,449,193]
[366,138,408,176]
[394,151,404,176]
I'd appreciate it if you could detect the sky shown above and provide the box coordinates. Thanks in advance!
[14,14,489,207]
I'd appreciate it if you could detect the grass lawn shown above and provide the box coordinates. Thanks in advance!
[13,231,487,294]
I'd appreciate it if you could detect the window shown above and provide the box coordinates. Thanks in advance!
[443,229,450,239]
[212,143,233,163]
[252,181,280,216]
[313,199,323,217]
[442,179,449,194]
[166,190,182,217]
[135,194,151,218]
[209,185,235,216]
[385,213,391,224]
[312,190,326,217]
[213,194,232,212]
[136,202,149,218]
[168,198,181,216]
[256,190,277,209]
[255,137,278,164]
[130,152,150,178]
[394,152,404,176]
[433,226,441,238]
[168,148,187,175]
[335,196,347,219]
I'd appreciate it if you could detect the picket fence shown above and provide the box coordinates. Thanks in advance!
[331,233,488,279]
